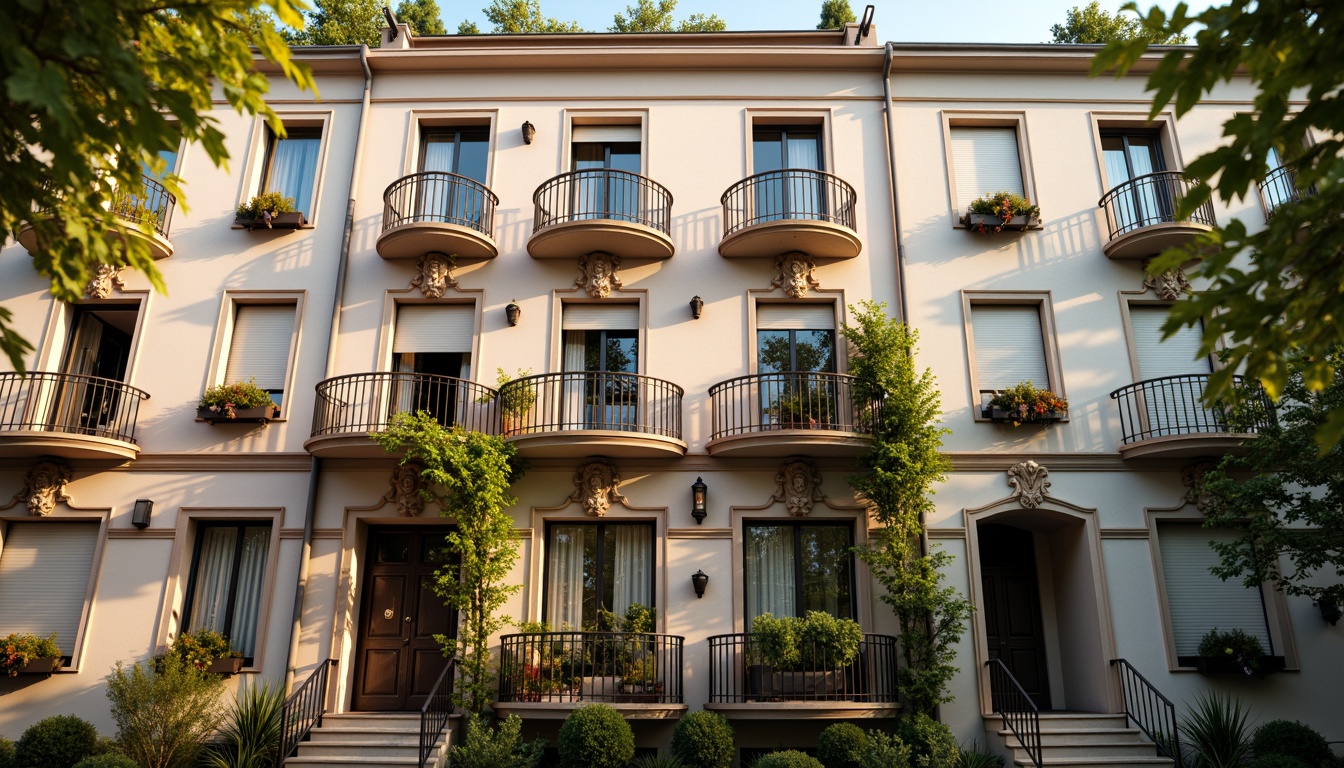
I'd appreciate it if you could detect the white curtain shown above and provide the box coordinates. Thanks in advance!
[563,330,587,428]
[188,527,238,636]
[267,136,321,213]
[229,527,270,657]
[547,526,586,629]
[745,525,796,627]
[612,525,652,617]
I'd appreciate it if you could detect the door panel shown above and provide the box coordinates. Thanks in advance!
[979,524,1051,710]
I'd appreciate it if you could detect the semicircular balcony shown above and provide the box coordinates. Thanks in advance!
[305,372,499,458]
[18,175,177,261]
[719,169,861,260]
[375,172,499,262]
[1110,374,1276,460]
[1099,170,1215,260]
[527,170,674,260]
[0,372,150,461]
[1258,164,1315,221]
[706,372,875,458]
[498,371,685,458]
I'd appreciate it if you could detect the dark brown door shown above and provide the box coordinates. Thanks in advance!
[979,524,1051,710]
[353,527,457,711]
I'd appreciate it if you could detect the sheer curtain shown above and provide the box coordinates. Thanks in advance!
[188,527,238,635]
[562,331,587,428]
[745,525,796,627]
[267,135,321,213]
[420,138,456,221]
[229,527,271,658]
[612,525,652,617]
[786,136,821,219]
[547,526,586,629]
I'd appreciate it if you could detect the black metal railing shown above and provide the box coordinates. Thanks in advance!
[111,175,177,240]
[1258,165,1315,221]
[497,631,684,705]
[497,372,682,440]
[707,633,898,704]
[1098,171,1216,241]
[708,372,877,440]
[1111,659,1183,768]
[280,659,336,764]
[1110,374,1276,445]
[382,172,498,238]
[985,659,1041,768]
[721,169,857,237]
[420,657,456,768]
[310,372,500,439]
[0,371,149,445]
[533,169,672,235]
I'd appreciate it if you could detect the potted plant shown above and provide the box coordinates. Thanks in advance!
[172,628,244,676]
[1,632,63,677]
[234,191,305,230]
[1194,628,1285,676]
[747,612,862,699]
[964,190,1041,234]
[479,368,536,436]
[198,377,280,424]
[986,381,1068,426]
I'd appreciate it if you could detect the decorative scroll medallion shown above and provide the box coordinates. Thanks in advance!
[17,461,72,517]
[1007,460,1050,509]
[774,459,824,516]
[85,264,126,299]
[385,462,427,517]
[411,252,458,298]
[772,253,821,298]
[576,253,622,299]
[571,460,627,517]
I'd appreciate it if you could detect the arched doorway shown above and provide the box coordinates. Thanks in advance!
[978,523,1050,709]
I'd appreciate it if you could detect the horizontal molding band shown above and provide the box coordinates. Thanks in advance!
[668,527,733,539]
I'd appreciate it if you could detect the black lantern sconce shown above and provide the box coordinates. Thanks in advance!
[1319,595,1341,626]
[131,499,153,530]
[691,476,707,525]
[691,570,709,599]
[505,301,522,327]
[689,295,704,320]
[522,121,536,145]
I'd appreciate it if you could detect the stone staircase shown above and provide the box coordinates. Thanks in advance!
[284,712,454,768]
[988,713,1176,768]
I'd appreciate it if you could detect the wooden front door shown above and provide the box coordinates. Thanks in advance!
[979,523,1051,710]
[352,527,456,711]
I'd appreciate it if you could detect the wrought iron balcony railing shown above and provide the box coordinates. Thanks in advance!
[497,631,683,705]
[1098,170,1216,241]
[496,371,682,439]
[708,371,876,440]
[0,371,150,444]
[533,169,672,235]
[1258,164,1316,221]
[707,632,899,704]
[1109,374,1276,445]
[721,169,857,237]
[310,372,500,439]
[382,171,498,238]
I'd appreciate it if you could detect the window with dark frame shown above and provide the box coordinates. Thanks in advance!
[262,127,322,215]
[543,521,655,630]
[181,522,272,663]
[744,521,855,628]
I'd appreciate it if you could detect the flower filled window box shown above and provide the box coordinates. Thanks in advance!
[1190,654,1286,676]
[207,656,245,676]
[983,382,1068,426]
[198,378,279,425]
[2,633,64,678]
[234,192,306,230]
[964,191,1041,234]
[172,628,244,677]
[1192,628,1282,677]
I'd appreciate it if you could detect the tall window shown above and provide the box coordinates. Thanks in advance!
[392,305,474,426]
[0,522,99,659]
[968,303,1050,413]
[224,304,296,408]
[1157,523,1272,663]
[419,128,489,228]
[182,523,272,661]
[1101,131,1167,235]
[562,305,638,429]
[950,126,1025,213]
[752,126,823,221]
[263,127,322,215]
[757,305,836,428]
[53,305,137,435]
[1129,304,1213,435]
[545,522,654,630]
[572,125,641,222]
[744,522,854,627]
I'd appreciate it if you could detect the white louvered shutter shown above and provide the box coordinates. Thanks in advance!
[756,305,835,330]
[224,305,295,390]
[572,126,641,144]
[394,306,475,353]
[562,304,640,330]
[1131,306,1211,380]
[0,522,99,655]
[951,127,1025,211]
[1158,524,1272,655]
[971,305,1049,391]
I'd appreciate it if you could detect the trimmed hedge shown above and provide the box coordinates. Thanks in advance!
[818,723,870,768]
[671,710,735,768]
[895,713,959,768]
[72,756,141,768]
[16,715,100,768]
[1252,721,1332,768]
[558,705,634,768]
[754,751,825,768]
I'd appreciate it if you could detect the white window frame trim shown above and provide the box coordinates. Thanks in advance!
[961,290,1066,423]
[206,291,305,421]
[236,111,334,228]
[940,111,1038,229]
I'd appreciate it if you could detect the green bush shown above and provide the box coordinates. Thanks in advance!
[15,715,99,768]
[632,755,687,768]
[0,737,16,768]
[72,756,141,768]
[558,705,634,768]
[199,681,285,768]
[670,710,735,768]
[818,723,870,768]
[105,654,227,768]
[755,751,825,768]
[235,192,295,219]
[1251,721,1332,768]
[1182,692,1253,768]
[447,715,545,768]
[955,742,1003,768]
[1250,756,1313,768]
[796,612,863,668]
[862,731,912,768]
[895,713,959,768]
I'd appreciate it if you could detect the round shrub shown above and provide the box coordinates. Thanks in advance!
[1251,755,1313,768]
[671,710,736,768]
[16,715,99,768]
[72,756,140,768]
[558,704,634,768]
[1252,720,1332,768]
[895,713,959,768]
[754,751,825,768]
[818,723,870,768]
[0,737,16,768]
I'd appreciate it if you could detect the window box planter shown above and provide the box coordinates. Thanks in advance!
[234,211,307,230]
[207,657,244,677]
[965,212,1041,233]
[197,405,279,425]
[17,657,64,676]
[746,665,847,699]
[1189,655,1286,676]
[985,407,1066,425]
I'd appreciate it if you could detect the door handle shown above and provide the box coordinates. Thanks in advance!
[403,638,410,646]
[405,616,412,623]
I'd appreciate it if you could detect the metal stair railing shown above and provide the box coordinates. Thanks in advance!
[985,659,1042,768]
[1111,658,1184,768]
[280,659,337,765]
[420,657,457,768]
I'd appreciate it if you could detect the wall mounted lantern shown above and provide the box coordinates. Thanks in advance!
[691,476,707,525]
[522,122,536,145]
[691,570,709,599]
[505,301,522,327]
[131,499,153,529]
[1319,595,1341,626]
[689,295,704,320]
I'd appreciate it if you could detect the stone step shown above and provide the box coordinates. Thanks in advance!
[290,714,450,768]
[309,728,422,745]
[1012,757,1175,768]
[1009,742,1164,760]
[999,728,1146,745]
[300,741,423,759]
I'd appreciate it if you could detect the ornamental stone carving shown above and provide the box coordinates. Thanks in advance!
[85,264,126,300]
[576,253,622,299]
[1143,268,1191,301]
[385,462,427,517]
[16,460,72,517]
[1181,462,1217,512]
[1007,460,1050,509]
[772,253,821,299]
[774,459,824,517]
[411,252,458,298]
[570,460,627,517]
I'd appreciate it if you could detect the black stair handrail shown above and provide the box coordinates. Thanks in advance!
[420,656,457,768]
[985,659,1042,768]
[280,659,337,765]
[1111,659,1184,768]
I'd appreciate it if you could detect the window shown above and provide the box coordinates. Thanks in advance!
[1127,304,1214,436]
[392,305,474,426]
[756,304,837,428]
[1100,131,1168,235]
[224,304,297,408]
[181,522,272,661]
[1157,523,1273,663]
[964,296,1061,416]
[0,521,99,661]
[142,147,180,182]
[744,522,854,627]
[571,125,641,221]
[752,125,824,221]
[544,522,654,629]
[562,304,639,429]
[418,128,489,228]
[950,125,1026,213]
[262,127,322,215]
[52,304,139,435]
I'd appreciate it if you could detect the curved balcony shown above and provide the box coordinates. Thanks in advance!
[1258,165,1315,221]
[719,170,861,260]
[528,170,674,260]
[706,372,876,458]
[498,371,684,458]
[495,631,686,720]
[1098,171,1215,260]
[705,633,900,720]
[1110,374,1276,460]
[18,176,177,260]
[376,172,499,261]
[306,372,499,458]
[0,372,149,461]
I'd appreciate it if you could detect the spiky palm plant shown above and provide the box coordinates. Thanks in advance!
[1182,691,1253,768]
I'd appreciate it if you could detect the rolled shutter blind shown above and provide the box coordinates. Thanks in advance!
[572,126,641,144]
[393,305,475,353]
[0,522,99,655]
[971,305,1049,391]
[1158,524,1272,655]
[224,305,294,390]
[756,305,835,330]
[951,127,1025,211]
[562,304,639,330]
[1131,306,1211,380]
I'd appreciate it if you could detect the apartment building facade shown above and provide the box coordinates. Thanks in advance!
[0,22,1338,759]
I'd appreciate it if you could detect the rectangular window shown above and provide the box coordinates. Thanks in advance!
[571,125,642,222]
[1100,131,1167,234]
[1128,304,1214,436]
[263,127,322,215]
[1157,523,1272,661]
[966,300,1057,415]
[224,304,296,408]
[418,128,490,228]
[950,126,1025,212]
[392,305,474,426]
[50,305,139,436]
[181,523,272,661]
[545,522,654,629]
[752,125,824,222]
[744,522,854,626]
[0,522,99,661]
[562,305,639,429]
[756,305,836,428]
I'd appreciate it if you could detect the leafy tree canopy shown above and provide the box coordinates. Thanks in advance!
[611,0,726,32]
[457,19,482,34]
[0,0,314,371]
[1095,1,1344,449]
[290,0,384,45]
[817,0,856,30]
[397,0,447,35]
[1050,0,1187,43]
[482,0,584,33]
